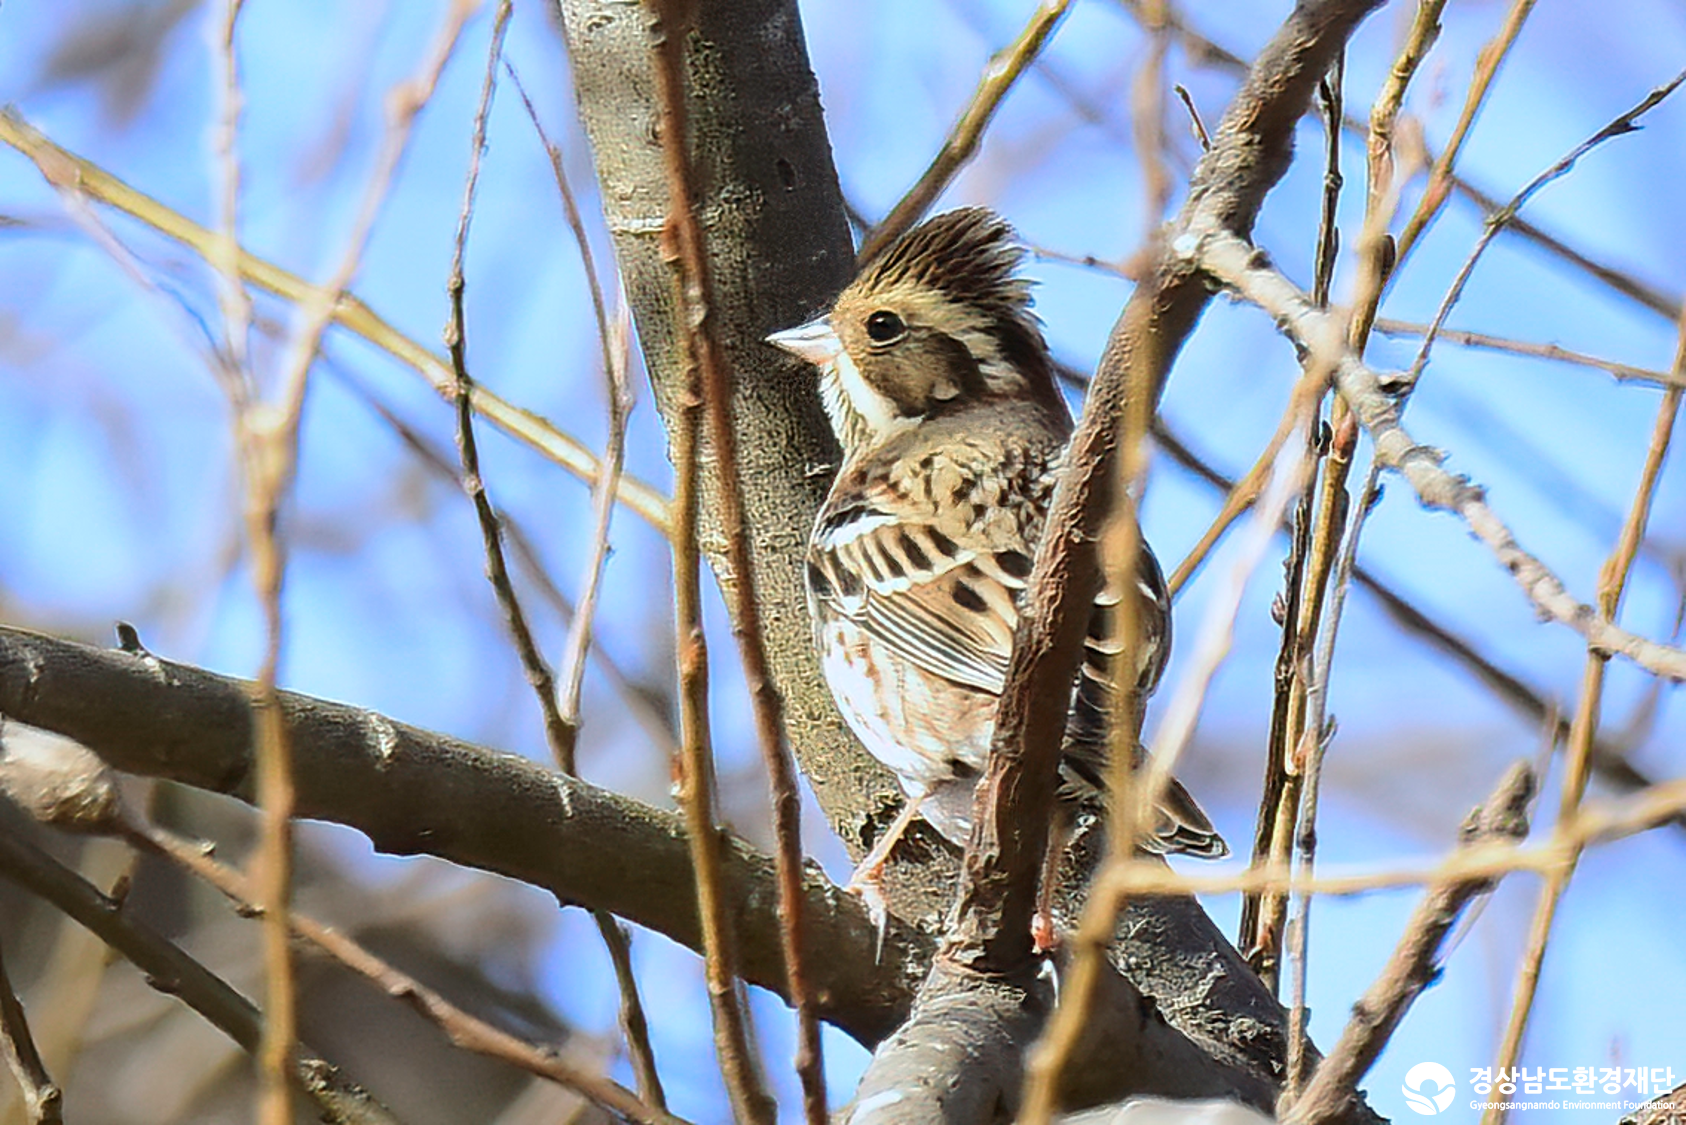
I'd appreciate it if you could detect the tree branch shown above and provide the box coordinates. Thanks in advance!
[0,801,398,1125]
[1282,763,1536,1125]
[1192,228,1686,680]
[0,624,923,1045]
[0,926,62,1125]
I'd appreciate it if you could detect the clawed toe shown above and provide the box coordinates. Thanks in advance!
[844,872,892,960]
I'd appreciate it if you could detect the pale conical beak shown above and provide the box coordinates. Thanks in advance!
[766,317,841,367]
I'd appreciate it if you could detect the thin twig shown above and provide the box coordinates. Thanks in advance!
[647,2,825,1115]
[445,0,574,770]
[237,9,479,1120]
[1407,68,1686,386]
[207,0,253,408]
[442,17,668,1111]
[1364,0,1445,216]
[860,0,1073,261]
[1112,0,1683,321]
[1093,185,1169,1025]
[1373,319,1683,389]
[1443,170,1679,321]
[329,361,680,760]
[1282,764,1536,1125]
[1244,60,1348,996]
[1391,0,1536,265]
[592,911,667,1112]
[208,3,288,1117]
[1483,308,1686,1125]
[1049,245,1680,395]
[0,821,396,1125]
[505,64,637,754]
[117,815,684,1125]
[1088,771,1686,900]
[0,109,671,536]
[1192,227,1686,680]
[1280,59,1352,1085]
[644,4,778,1121]
[1173,84,1211,151]
[0,930,61,1125]
[1130,0,1172,240]
[499,60,666,1109]
[1165,423,1294,595]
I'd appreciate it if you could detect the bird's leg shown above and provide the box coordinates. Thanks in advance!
[845,792,925,952]
[1032,804,1077,954]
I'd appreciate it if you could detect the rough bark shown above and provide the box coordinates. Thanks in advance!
[0,625,924,1045]
[555,0,1385,1119]
[557,0,963,930]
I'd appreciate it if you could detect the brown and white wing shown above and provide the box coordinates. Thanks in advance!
[806,497,1030,698]
[1061,543,1228,858]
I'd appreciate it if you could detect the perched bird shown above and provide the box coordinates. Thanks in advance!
[767,207,1224,917]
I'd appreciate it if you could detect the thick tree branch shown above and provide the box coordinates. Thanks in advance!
[844,917,1277,1124]
[0,626,1322,1115]
[557,0,1391,1119]
[0,625,924,1045]
[956,0,1387,978]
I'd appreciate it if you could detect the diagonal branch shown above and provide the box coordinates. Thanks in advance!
[0,109,671,537]
[0,804,397,1125]
[861,0,1073,261]
[1281,763,1536,1125]
[0,927,62,1125]
[1192,227,1686,681]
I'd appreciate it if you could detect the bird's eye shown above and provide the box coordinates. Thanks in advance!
[865,310,906,344]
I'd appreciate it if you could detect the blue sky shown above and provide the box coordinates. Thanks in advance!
[2,1,1684,1121]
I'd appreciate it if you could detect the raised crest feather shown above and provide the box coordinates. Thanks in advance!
[857,207,1034,321]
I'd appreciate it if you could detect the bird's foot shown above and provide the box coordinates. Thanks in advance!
[1031,908,1062,956]
[843,866,891,961]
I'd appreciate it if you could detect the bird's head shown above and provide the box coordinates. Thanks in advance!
[767,207,1062,452]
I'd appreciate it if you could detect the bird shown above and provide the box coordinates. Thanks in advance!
[767,207,1225,926]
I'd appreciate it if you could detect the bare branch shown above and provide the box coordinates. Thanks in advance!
[1409,68,1686,385]
[0,625,927,1045]
[0,928,62,1125]
[1115,0,1684,320]
[0,799,398,1125]
[641,3,826,1116]
[503,64,637,753]
[1281,763,1536,1125]
[1193,228,1686,681]
[643,3,779,1119]
[1486,305,1686,1121]
[0,109,672,536]
[117,811,680,1125]
[861,0,1074,261]
[442,12,668,1111]
[1392,0,1538,263]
